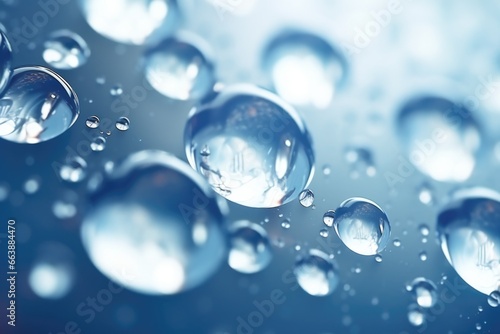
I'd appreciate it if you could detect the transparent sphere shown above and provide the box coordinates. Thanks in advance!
[0,28,13,95]
[262,30,346,109]
[227,220,272,274]
[143,34,215,101]
[0,66,79,144]
[333,197,391,256]
[78,0,177,45]
[409,277,438,308]
[397,96,482,182]
[437,187,500,295]
[43,30,90,70]
[184,84,315,208]
[294,249,339,297]
[81,150,227,295]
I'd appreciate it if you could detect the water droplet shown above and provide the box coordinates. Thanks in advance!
[397,96,482,182]
[0,66,79,144]
[90,136,106,152]
[96,76,105,85]
[228,220,272,274]
[476,323,482,330]
[478,305,483,312]
[344,146,376,178]
[59,156,87,183]
[374,254,383,263]
[419,251,428,262]
[333,197,391,256]
[110,84,123,96]
[487,290,500,307]
[353,267,362,274]
[419,223,430,236]
[409,277,438,308]
[184,84,314,208]
[323,210,335,227]
[418,182,434,205]
[262,30,346,108]
[319,229,329,238]
[322,164,331,176]
[23,177,40,194]
[273,237,285,248]
[43,30,90,69]
[393,239,401,247]
[0,28,13,95]
[78,0,177,45]
[86,115,100,129]
[52,200,77,219]
[144,35,215,101]
[437,188,500,295]
[281,219,291,229]
[299,189,314,207]
[115,116,130,131]
[0,183,9,201]
[81,150,227,294]
[294,249,339,296]
[407,304,426,327]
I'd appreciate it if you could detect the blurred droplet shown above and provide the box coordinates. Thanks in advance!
[43,30,90,70]
[110,84,123,96]
[294,249,339,297]
[487,290,500,307]
[407,304,425,327]
[90,136,106,152]
[23,177,40,195]
[419,251,428,262]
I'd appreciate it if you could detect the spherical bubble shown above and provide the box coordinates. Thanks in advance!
[0,66,79,144]
[0,28,13,95]
[184,84,315,208]
[437,187,500,295]
[90,136,106,152]
[43,30,90,70]
[261,30,346,109]
[86,115,100,129]
[143,34,215,101]
[115,116,130,131]
[299,188,314,207]
[409,277,438,308]
[78,0,178,45]
[294,249,339,297]
[227,220,272,274]
[407,304,426,327]
[333,197,391,256]
[59,156,87,183]
[81,150,227,295]
[397,96,482,182]
[488,290,500,307]
[28,243,75,299]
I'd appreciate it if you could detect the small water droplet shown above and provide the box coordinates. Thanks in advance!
[319,229,329,238]
[419,251,427,261]
[487,290,500,307]
[52,201,77,219]
[323,210,335,227]
[407,304,425,327]
[322,164,331,176]
[59,156,87,183]
[374,255,383,263]
[43,30,90,70]
[115,116,130,131]
[478,305,483,312]
[418,182,434,205]
[281,219,291,229]
[419,224,430,236]
[393,239,401,247]
[86,115,100,129]
[409,277,437,308]
[110,84,123,96]
[96,76,105,85]
[23,177,40,194]
[293,249,339,296]
[90,136,106,152]
[299,189,314,207]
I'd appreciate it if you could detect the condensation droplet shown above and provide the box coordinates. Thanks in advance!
[86,115,100,129]
[299,189,315,208]
[115,116,130,131]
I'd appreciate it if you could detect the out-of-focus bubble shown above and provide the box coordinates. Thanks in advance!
[184,84,315,208]
[333,197,391,256]
[409,277,438,308]
[78,0,177,45]
[81,150,227,295]
[0,66,79,144]
[393,239,401,247]
[344,146,376,178]
[294,249,339,297]
[397,96,482,183]
[299,188,314,207]
[0,28,12,95]
[419,223,430,236]
[227,220,272,274]
[90,136,106,152]
[115,116,130,131]
[52,200,77,219]
[110,84,123,96]
[418,182,434,205]
[407,304,425,327]
[144,35,215,101]
[437,187,500,295]
[59,156,87,183]
[43,30,90,70]
[28,243,75,299]
[23,177,40,195]
[262,30,346,109]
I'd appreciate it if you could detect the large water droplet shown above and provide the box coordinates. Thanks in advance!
[333,197,391,256]
[397,96,482,182]
[0,28,13,95]
[78,0,177,45]
[43,30,90,70]
[294,249,339,296]
[262,30,346,109]
[81,150,227,295]
[437,187,500,295]
[228,220,272,274]
[409,277,438,308]
[144,35,215,101]
[184,84,315,208]
[0,66,79,144]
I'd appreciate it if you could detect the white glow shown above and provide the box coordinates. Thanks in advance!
[29,263,73,299]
